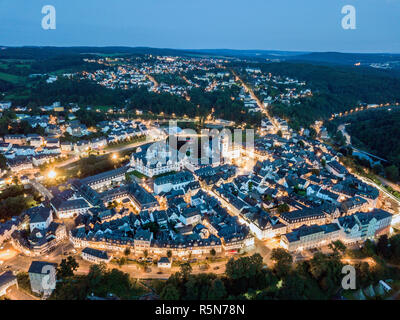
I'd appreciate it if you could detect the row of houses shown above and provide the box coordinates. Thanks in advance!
[10,206,67,256]
[281,209,392,252]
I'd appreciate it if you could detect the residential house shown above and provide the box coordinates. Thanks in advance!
[28,261,57,296]
[81,247,112,263]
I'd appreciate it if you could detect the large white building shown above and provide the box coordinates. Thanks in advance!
[130,142,185,177]
[28,207,53,233]
[50,198,91,218]
[79,166,128,191]
[81,247,112,264]
[280,223,341,252]
[280,209,393,252]
[153,171,195,194]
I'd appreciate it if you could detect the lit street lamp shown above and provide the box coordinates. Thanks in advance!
[48,170,57,179]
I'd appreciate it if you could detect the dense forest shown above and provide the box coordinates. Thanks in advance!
[152,73,187,86]
[0,184,41,222]
[42,237,400,300]
[47,258,146,300]
[151,239,400,300]
[12,77,261,126]
[0,55,100,77]
[344,109,400,181]
[29,78,128,106]
[2,49,400,132]
[232,61,400,129]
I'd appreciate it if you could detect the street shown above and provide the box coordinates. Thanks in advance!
[232,69,279,130]
[5,286,38,300]
[30,179,54,200]
[55,136,159,170]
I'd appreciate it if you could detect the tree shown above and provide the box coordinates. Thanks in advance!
[309,127,317,139]
[184,277,199,300]
[143,250,148,258]
[179,262,192,280]
[270,248,293,277]
[277,203,290,214]
[248,181,253,191]
[355,262,374,287]
[307,252,344,297]
[210,249,216,257]
[311,168,320,176]
[124,247,131,256]
[160,284,180,300]
[80,263,146,299]
[12,176,19,185]
[57,256,79,278]
[389,234,400,263]
[117,257,127,267]
[275,273,307,300]
[167,250,172,259]
[225,254,264,280]
[372,163,384,176]
[385,165,399,182]
[377,235,391,259]
[207,279,227,300]
[0,154,7,170]
[329,240,346,256]
[361,239,376,257]
[225,254,266,294]
[142,222,160,234]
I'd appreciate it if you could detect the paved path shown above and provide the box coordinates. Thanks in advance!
[6,286,38,300]
[232,69,279,131]
[359,175,400,206]
[377,176,400,193]
[29,180,54,200]
[55,137,161,170]
[330,103,400,120]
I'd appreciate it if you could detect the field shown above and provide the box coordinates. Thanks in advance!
[0,71,25,84]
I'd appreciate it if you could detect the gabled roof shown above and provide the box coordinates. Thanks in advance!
[29,206,52,224]
[28,261,57,274]
[82,247,109,260]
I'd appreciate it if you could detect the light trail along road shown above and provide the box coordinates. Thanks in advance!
[232,69,279,131]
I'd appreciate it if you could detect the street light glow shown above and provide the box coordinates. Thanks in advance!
[112,154,118,160]
[48,170,57,179]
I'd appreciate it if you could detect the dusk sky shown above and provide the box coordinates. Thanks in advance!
[1,0,400,53]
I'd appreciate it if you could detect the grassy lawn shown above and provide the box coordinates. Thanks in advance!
[105,140,133,150]
[4,93,30,100]
[0,71,25,84]
[94,105,113,112]
[153,171,177,179]
[105,136,147,151]
[93,53,128,57]
[342,290,357,300]
[127,170,148,180]
[16,272,41,298]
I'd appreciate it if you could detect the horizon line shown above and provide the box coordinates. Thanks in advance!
[1,45,400,56]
